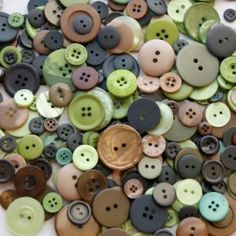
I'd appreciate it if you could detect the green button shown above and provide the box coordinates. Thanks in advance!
[42,192,63,213]
[73,144,98,171]
[68,94,105,131]
[8,12,24,28]
[25,18,39,39]
[176,22,188,34]
[82,131,100,148]
[220,56,236,84]
[65,43,88,66]
[17,135,43,160]
[14,89,34,107]
[106,69,137,98]
[112,0,129,4]
[145,19,179,45]
[29,96,37,111]
[165,209,178,227]
[59,0,89,7]
[217,74,233,91]
[199,192,229,222]
[6,197,45,236]
[199,20,218,44]
[0,46,22,68]
[56,147,72,166]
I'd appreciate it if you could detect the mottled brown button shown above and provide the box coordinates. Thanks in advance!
[176,217,209,236]
[126,0,148,19]
[198,121,212,136]
[14,165,46,197]
[100,228,129,236]
[4,153,27,173]
[44,118,58,132]
[49,83,73,107]
[178,101,203,127]
[0,189,19,209]
[228,172,236,195]
[55,206,100,236]
[0,98,29,130]
[92,187,130,227]
[123,178,144,199]
[142,134,166,157]
[160,72,182,93]
[137,75,160,94]
[77,170,108,204]
[61,4,101,43]
[33,30,52,55]
[97,124,142,170]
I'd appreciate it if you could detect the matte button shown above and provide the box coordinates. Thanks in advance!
[33,30,52,55]
[223,126,236,146]
[123,178,144,199]
[211,180,226,194]
[199,135,220,155]
[31,158,52,180]
[4,153,27,173]
[137,75,160,94]
[56,123,75,141]
[91,1,109,21]
[147,0,167,15]
[43,144,58,159]
[44,118,58,132]
[21,48,35,64]
[154,228,175,236]
[179,206,199,221]
[100,228,129,236]
[172,39,189,55]
[224,8,236,22]
[44,31,63,50]
[221,146,236,171]
[126,0,148,19]
[66,133,82,151]
[197,121,212,136]
[164,142,181,160]
[0,135,17,153]
[28,8,46,28]
[27,0,47,11]
[228,172,236,195]
[29,117,45,135]
[160,72,182,93]
[73,15,93,34]
[43,192,63,213]
[56,147,72,166]
[157,166,177,185]
[0,159,15,183]
[0,189,18,209]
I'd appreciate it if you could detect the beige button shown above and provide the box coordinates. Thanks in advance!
[123,178,144,199]
[137,75,160,94]
[4,153,26,173]
[160,72,182,93]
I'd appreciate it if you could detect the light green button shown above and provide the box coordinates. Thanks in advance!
[178,140,197,149]
[217,74,233,90]
[17,135,43,160]
[29,96,37,111]
[82,131,100,148]
[220,57,236,84]
[165,209,178,227]
[14,89,34,107]
[205,102,231,127]
[227,87,236,112]
[59,0,89,7]
[8,12,24,28]
[199,20,219,44]
[0,46,22,68]
[6,197,45,236]
[171,199,185,212]
[42,192,63,213]
[175,179,202,206]
[73,144,98,171]
[25,18,39,39]
[56,147,72,166]
[176,22,188,34]
[145,187,154,195]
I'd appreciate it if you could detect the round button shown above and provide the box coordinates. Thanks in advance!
[179,206,199,220]
[221,146,236,171]
[42,192,63,213]
[0,189,19,209]
[123,178,144,199]
[44,118,58,132]
[198,121,212,136]
[31,158,52,180]
[100,228,129,236]
[126,0,148,19]
[73,14,93,34]
[14,89,34,107]
[199,135,220,155]
[160,72,182,93]
[224,8,236,22]
[0,159,15,183]
[137,75,160,94]
[220,57,236,84]
[0,135,17,153]
[56,147,72,166]
[4,153,26,173]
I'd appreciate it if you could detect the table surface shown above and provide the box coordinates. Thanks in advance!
[0,0,236,235]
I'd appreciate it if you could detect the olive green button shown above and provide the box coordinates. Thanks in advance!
[106,69,137,98]
[199,20,219,44]
[82,131,100,148]
[68,94,105,131]
[176,22,188,34]
[0,46,22,68]
[73,144,98,171]
[42,192,63,213]
[145,19,179,45]
[17,135,43,160]
[8,12,24,28]
[14,89,34,107]
[220,57,236,84]
[205,102,231,127]
[165,209,178,227]
[217,74,233,90]
[65,43,88,66]
[6,197,45,236]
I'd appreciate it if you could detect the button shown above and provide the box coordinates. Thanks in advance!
[4,153,26,173]
[211,180,226,194]
[66,133,82,151]
[97,124,142,170]
[137,75,160,94]
[91,1,109,21]
[212,207,233,228]
[101,228,129,236]
[107,0,126,11]
[27,0,47,11]
[14,166,46,197]
[56,123,75,141]
[220,57,236,84]
[0,135,17,153]
[0,189,19,209]
[199,135,220,155]
[138,39,175,77]
[126,0,148,19]
[228,172,236,195]
[199,192,229,222]
[43,118,58,132]
[42,192,63,213]
[197,121,212,136]
[130,195,168,233]
[146,0,167,15]
[28,8,46,28]
[0,46,22,68]
[56,147,72,166]
[92,187,129,228]
[179,206,199,221]
[160,72,182,93]
[123,178,144,199]
[221,146,236,171]
[31,158,52,180]
[19,29,33,49]
[29,117,45,135]
[154,228,175,236]
[56,163,82,201]
[14,89,34,107]
[33,30,52,55]
[0,159,15,183]
[164,142,181,160]
[173,39,189,55]
[224,8,236,22]
[6,197,45,236]
[20,48,35,64]
[44,30,63,50]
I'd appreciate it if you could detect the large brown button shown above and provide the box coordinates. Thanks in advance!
[49,83,73,107]
[33,30,52,55]
[92,187,130,227]
[0,98,29,130]
[176,217,209,236]
[123,178,144,199]
[97,124,142,170]
[13,165,46,197]
[61,4,101,43]
[160,72,182,93]
[55,206,100,236]
[0,189,19,209]
[100,228,129,236]
[126,0,148,19]
[77,170,108,203]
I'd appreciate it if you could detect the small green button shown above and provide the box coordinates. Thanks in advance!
[220,56,236,84]
[165,209,178,227]
[0,46,22,68]
[8,12,24,28]
[217,74,233,90]
[56,147,72,165]
[42,192,63,213]
[14,89,34,107]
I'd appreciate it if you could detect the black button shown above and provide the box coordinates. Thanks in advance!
[0,159,15,183]
[211,180,226,194]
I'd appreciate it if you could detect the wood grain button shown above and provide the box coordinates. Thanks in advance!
[0,189,18,209]
[126,0,148,19]
[92,188,130,227]
[97,124,142,170]
[160,72,182,93]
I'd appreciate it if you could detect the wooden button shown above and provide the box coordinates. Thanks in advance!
[0,189,19,209]
[126,0,148,19]
[160,72,182,93]
[198,121,212,136]
[97,124,142,170]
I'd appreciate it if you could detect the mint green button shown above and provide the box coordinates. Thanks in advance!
[14,89,34,107]
[217,74,233,90]
[59,0,89,7]
[199,192,229,222]
[56,147,72,165]
[82,131,100,148]
[73,144,98,171]
[42,192,63,213]
[220,57,236,84]
[8,12,24,28]
[6,197,45,236]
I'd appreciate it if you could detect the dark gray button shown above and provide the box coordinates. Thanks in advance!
[223,126,236,146]
[56,123,75,142]
[32,55,47,82]
[179,206,199,220]
[44,31,63,50]
[27,0,48,11]
[43,144,58,160]
[113,54,134,71]
[164,142,181,160]
[224,8,236,22]
[154,228,175,236]
[221,145,236,171]
[157,166,177,185]
[28,8,46,28]
[0,159,15,183]
[73,14,94,35]
[18,29,33,49]
[210,91,224,102]
[0,136,17,153]
[29,117,45,135]
[146,0,167,15]
[92,1,109,20]
[66,133,82,151]
[137,8,152,27]
[21,49,35,64]
[211,180,226,194]
[173,39,189,55]
[3,50,17,65]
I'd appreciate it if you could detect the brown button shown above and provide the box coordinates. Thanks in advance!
[92,187,130,227]
[14,165,46,197]
[137,75,160,94]
[165,100,179,114]
[198,121,212,136]
[178,101,203,127]
[33,30,52,55]
[126,0,148,19]
[44,118,58,132]
[142,134,166,157]
[49,83,73,107]
[160,72,182,93]
[61,4,101,43]
[72,66,98,91]
[108,0,126,11]
[123,178,144,199]
[176,217,209,236]
[100,228,129,236]
[112,170,123,186]
[0,189,19,209]
[97,124,142,170]
[77,170,108,204]
[55,206,100,236]
[232,133,236,145]
[4,153,27,173]
[212,207,233,228]
[0,98,29,130]
[228,172,236,195]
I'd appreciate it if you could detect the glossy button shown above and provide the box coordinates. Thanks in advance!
[14,89,34,107]
[0,189,19,209]
[123,178,144,199]
[43,192,63,213]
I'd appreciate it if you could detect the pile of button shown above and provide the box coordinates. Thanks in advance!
[0,0,236,235]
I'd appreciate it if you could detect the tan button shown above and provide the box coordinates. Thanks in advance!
[123,178,144,199]
[138,39,175,77]
[56,163,82,201]
[44,118,58,132]
[77,170,108,204]
[142,134,166,157]
[137,75,160,94]
[0,189,19,209]
[97,124,142,170]
[176,217,209,236]
[108,0,126,11]
[160,72,182,93]
[126,0,148,19]
[100,228,129,236]
[178,101,203,127]
[92,188,130,227]
[228,172,236,195]
[49,83,73,107]
[33,30,52,55]
[198,121,212,136]
[4,153,27,173]
[0,98,29,130]
[55,206,100,236]
[166,100,179,114]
